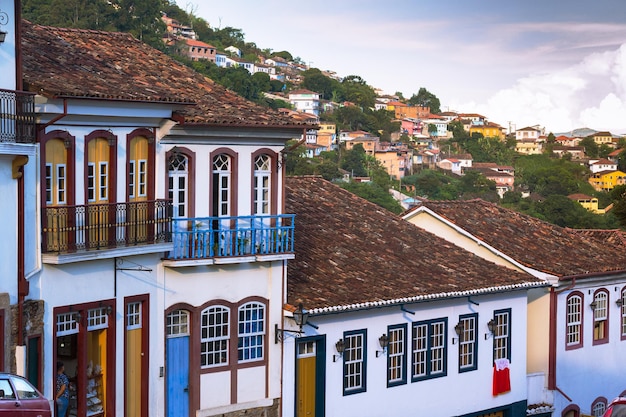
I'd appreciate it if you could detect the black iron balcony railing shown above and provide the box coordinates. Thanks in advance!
[0,89,36,144]
[42,200,172,253]
[167,214,295,260]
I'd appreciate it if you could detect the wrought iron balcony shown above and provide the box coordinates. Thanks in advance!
[0,89,36,144]
[167,214,295,260]
[42,200,172,253]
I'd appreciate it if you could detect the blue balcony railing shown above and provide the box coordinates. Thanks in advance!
[168,214,295,260]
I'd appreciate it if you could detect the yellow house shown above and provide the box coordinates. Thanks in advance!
[469,122,504,140]
[567,193,605,214]
[592,131,613,146]
[588,170,626,192]
[344,136,379,156]
[317,122,336,149]
[515,140,542,155]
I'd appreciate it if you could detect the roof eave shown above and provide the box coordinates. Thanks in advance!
[307,281,549,316]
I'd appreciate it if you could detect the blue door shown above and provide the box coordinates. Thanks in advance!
[166,310,190,417]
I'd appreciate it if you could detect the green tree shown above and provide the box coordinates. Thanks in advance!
[340,144,368,177]
[340,75,376,108]
[580,136,599,158]
[610,185,626,228]
[408,87,441,114]
[340,182,403,214]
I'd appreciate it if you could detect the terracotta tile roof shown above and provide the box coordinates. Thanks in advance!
[568,229,626,248]
[285,177,545,313]
[411,199,626,277]
[21,21,312,128]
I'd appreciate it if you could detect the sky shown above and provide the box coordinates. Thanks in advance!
[175,0,626,135]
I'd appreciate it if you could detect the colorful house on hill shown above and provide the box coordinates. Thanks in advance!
[567,194,605,214]
[289,89,321,116]
[282,177,547,417]
[21,19,312,417]
[182,39,216,62]
[469,122,505,140]
[592,131,614,147]
[589,158,618,174]
[403,199,626,417]
[589,170,626,192]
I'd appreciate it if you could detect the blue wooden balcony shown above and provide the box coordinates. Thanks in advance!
[167,214,295,260]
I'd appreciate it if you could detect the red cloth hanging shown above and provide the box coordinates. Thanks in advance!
[492,358,511,396]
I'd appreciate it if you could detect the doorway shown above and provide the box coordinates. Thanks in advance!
[295,336,326,417]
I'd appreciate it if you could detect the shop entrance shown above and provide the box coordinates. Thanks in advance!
[54,302,114,417]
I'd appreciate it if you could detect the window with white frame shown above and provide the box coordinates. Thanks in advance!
[592,398,607,416]
[212,154,231,217]
[200,306,230,367]
[412,318,447,381]
[45,164,53,204]
[238,302,265,362]
[458,314,477,372]
[566,293,583,349]
[343,330,366,395]
[87,307,109,331]
[56,312,79,336]
[57,165,66,204]
[87,163,96,202]
[621,288,626,339]
[129,160,135,198]
[168,153,188,218]
[253,154,271,215]
[126,302,141,330]
[493,309,511,361]
[98,162,108,201]
[166,309,189,337]
[387,324,407,387]
[593,290,608,344]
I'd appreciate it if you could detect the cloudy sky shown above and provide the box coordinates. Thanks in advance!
[176,0,626,134]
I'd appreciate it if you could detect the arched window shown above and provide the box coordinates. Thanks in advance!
[566,292,583,349]
[212,154,231,217]
[200,306,230,368]
[238,302,265,362]
[592,289,609,345]
[591,397,608,417]
[253,154,271,215]
[168,153,189,218]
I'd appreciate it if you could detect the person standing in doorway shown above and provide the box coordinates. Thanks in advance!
[55,361,69,417]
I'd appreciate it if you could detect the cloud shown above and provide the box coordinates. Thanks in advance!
[454,43,626,134]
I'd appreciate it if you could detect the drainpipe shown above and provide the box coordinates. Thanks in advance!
[548,278,576,396]
[12,156,29,347]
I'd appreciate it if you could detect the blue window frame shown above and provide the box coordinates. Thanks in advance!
[237,302,265,362]
[411,318,447,381]
[457,313,478,373]
[387,324,407,387]
[342,329,367,395]
[492,309,512,362]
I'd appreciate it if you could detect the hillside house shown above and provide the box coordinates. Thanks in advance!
[567,194,605,214]
[589,158,618,174]
[182,39,216,62]
[589,170,626,192]
[288,89,321,116]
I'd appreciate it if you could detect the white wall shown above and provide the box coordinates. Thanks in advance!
[282,293,529,417]
[0,2,16,91]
